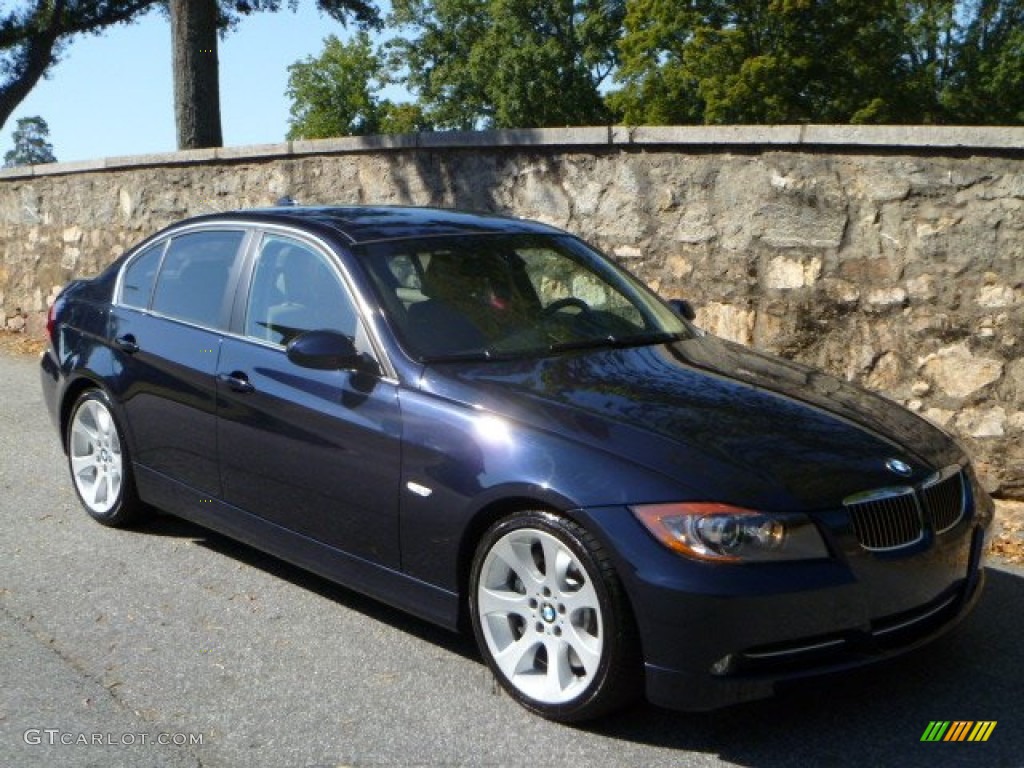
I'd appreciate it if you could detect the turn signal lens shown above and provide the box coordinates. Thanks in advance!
[631,502,828,563]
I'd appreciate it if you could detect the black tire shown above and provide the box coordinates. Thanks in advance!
[65,389,147,527]
[469,510,641,722]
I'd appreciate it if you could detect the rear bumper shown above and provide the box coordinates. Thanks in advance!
[39,346,61,434]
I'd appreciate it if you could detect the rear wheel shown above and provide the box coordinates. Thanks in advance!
[469,510,640,721]
[67,389,146,527]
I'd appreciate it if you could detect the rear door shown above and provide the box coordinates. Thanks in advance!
[215,231,402,567]
[111,227,247,497]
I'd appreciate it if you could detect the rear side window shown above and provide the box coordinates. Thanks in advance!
[151,231,244,330]
[120,243,164,309]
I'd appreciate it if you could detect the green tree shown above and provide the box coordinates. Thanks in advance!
[609,0,1024,125]
[940,0,1024,123]
[287,32,385,138]
[3,114,56,166]
[611,0,923,125]
[387,0,623,129]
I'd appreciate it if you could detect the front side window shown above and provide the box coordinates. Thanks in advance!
[245,234,358,346]
[150,230,244,329]
[357,233,690,361]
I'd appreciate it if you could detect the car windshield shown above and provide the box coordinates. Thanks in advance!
[356,233,692,362]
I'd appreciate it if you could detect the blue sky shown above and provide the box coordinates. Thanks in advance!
[0,4,380,163]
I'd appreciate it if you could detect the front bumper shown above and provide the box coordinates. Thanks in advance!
[580,492,992,711]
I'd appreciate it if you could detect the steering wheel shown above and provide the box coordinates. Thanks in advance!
[542,297,591,317]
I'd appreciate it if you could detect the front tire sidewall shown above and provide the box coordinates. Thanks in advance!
[469,511,627,722]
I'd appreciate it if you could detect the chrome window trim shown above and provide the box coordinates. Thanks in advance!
[113,219,399,383]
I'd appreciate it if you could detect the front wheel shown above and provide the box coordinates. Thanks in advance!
[66,389,147,527]
[469,511,640,721]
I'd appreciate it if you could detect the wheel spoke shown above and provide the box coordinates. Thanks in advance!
[493,632,541,681]
[90,472,108,507]
[560,577,599,615]
[70,453,96,478]
[477,585,529,618]
[539,535,564,583]
[563,622,602,678]
[544,638,576,698]
[491,536,544,590]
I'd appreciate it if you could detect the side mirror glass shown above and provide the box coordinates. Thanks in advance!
[667,298,697,322]
[286,330,366,371]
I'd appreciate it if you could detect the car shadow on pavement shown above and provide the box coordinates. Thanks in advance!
[590,565,1023,767]
[140,514,1021,765]
[139,512,479,662]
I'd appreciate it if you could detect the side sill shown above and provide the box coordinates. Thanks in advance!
[134,464,460,631]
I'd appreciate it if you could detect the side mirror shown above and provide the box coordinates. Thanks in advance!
[667,298,697,322]
[286,330,368,371]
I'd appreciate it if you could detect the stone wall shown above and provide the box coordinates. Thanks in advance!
[1,125,1022,497]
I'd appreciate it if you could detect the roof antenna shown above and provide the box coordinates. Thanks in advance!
[275,195,299,207]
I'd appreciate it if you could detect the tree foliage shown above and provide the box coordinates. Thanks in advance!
[3,114,56,166]
[386,0,623,129]
[0,1,155,131]
[611,0,1024,125]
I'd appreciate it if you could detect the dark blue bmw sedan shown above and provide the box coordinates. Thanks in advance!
[40,206,992,721]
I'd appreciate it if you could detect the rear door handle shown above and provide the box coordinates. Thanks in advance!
[217,371,255,394]
[115,334,139,354]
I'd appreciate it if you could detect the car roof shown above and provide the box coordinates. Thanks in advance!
[184,205,566,245]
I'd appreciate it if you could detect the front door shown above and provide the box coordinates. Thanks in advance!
[215,233,402,567]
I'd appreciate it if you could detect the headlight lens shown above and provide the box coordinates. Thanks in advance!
[631,502,829,562]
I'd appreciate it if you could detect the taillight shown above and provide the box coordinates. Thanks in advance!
[46,300,57,337]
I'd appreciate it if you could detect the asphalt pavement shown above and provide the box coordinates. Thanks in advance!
[1,348,1021,768]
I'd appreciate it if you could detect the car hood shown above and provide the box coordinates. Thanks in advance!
[417,335,966,511]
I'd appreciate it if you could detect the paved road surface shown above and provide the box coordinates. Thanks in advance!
[1,349,1021,767]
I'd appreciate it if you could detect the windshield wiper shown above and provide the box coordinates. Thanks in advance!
[419,348,532,363]
[547,331,683,354]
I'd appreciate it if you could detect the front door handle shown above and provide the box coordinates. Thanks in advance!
[217,371,255,394]
[114,334,139,354]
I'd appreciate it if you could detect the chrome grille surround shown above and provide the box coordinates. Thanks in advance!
[844,486,923,551]
[843,466,968,552]
[921,467,967,534]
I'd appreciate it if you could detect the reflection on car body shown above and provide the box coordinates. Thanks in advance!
[40,206,993,721]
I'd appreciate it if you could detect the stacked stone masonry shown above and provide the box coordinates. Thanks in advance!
[0,126,1021,497]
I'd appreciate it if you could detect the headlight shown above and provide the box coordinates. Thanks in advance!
[631,502,829,563]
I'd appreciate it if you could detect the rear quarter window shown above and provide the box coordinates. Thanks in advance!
[119,243,164,309]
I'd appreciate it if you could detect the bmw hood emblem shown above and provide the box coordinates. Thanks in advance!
[886,458,913,477]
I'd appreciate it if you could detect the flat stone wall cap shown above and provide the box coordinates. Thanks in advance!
[13,158,106,176]
[291,134,420,154]
[418,126,611,148]
[102,148,217,169]
[215,142,292,160]
[801,124,1024,148]
[0,166,36,179]
[619,125,804,145]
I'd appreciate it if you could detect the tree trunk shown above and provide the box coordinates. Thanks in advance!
[169,0,222,149]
